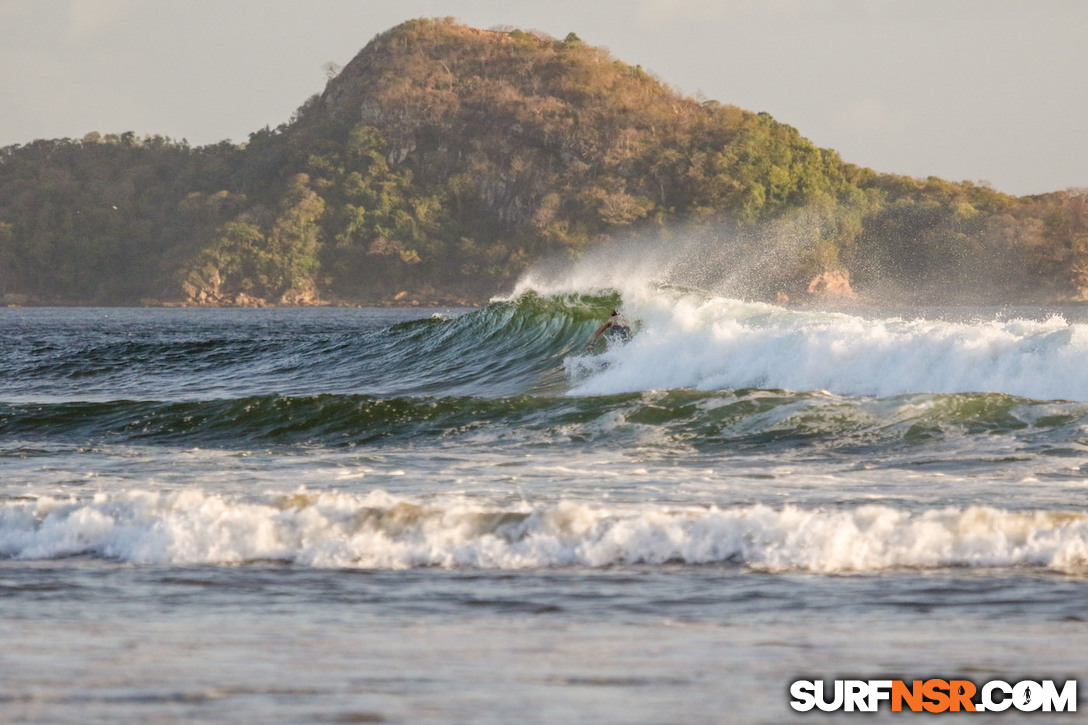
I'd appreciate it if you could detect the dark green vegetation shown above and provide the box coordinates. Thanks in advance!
[2,18,1087,306]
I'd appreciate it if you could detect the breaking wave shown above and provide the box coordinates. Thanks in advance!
[2,489,1087,573]
[6,290,1088,404]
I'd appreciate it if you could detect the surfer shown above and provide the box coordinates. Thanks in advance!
[586,310,632,350]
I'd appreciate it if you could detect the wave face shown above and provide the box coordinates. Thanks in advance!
[0,300,607,402]
[5,291,1088,404]
[3,490,1086,572]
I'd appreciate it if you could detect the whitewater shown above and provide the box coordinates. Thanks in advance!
[2,279,1087,722]
[5,490,1088,573]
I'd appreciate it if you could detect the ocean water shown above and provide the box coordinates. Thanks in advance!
[2,286,1087,723]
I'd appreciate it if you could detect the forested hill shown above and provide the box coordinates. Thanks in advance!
[1,18,1086,306]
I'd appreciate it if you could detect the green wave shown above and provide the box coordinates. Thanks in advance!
[0,292,625,402]
[2,390,1085,453]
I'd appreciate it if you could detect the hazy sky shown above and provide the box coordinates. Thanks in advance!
[2,0,1085,196]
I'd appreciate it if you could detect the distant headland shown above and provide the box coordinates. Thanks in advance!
[2,18,1086,307]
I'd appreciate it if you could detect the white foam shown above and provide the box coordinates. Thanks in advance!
[2,490,1086,573]
[563,287,1088,400]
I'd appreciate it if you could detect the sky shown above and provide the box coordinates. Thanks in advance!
[1,0,1085,197]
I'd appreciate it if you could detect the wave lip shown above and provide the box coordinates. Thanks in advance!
[3,490,1086,574]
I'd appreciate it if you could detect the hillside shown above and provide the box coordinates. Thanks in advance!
[1,18,1086,306]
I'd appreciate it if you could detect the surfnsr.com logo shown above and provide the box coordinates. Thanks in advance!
[790,679,1077,713]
